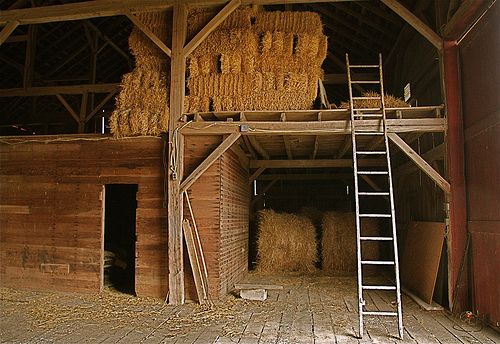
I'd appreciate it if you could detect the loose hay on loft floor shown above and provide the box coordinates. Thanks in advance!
[322,211,380,275]
[340,91,410,109]
[256,209,317,274]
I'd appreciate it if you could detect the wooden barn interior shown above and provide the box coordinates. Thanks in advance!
[1,0,499,343]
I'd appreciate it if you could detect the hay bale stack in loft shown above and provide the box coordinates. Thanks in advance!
[322,212,380,276]
[256,209,317,274]
[185,8,328,112]
[110,11,170,138]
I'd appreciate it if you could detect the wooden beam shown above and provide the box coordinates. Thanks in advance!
[310,112,321,159]
[0,0,368,26]
[85,89,118,123]
[242,135,258,159]
[395,143,445,176]
[249,167,266,183]
[23,24,36,88]
[181,133,241,192]
[443,0,493,40]
[0,0,174,25]
[248,136,270,159]
[168,2,188,306]
[183,0,241,58]
[380,0,442,50]
[229,142,250,168]
[250,159,385,169]
[55,94,79,123]
[281,113,293,159]
[0,21,19,46]
[85,21,132,65]
[181,118,447,136]
[78,92,88,133]
[388,133,450,193]
[337,135,352,159]
[126,12,171,57]
[0,83,119,97]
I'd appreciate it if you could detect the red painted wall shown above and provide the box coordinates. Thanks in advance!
[459,1,500,327]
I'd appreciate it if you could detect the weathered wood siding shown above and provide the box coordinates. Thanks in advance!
[0,136,167,298]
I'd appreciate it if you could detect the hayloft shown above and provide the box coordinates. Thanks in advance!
[1,1,499,343]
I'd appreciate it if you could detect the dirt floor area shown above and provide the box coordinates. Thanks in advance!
[1,274,498,343]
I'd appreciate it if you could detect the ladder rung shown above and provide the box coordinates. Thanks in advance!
[358,192,390,196]
[362,285,396,290]
[360,236,393,241]
[361,260,395,265]
[351,80,380,84]
[356,151,386,155]
[353,107,382,112]
[359,214,392,218]
[349,64,379,68]
[363,311,398,316]
[353,96,381,100]
[357,171,388,175]
[354,131,384,135]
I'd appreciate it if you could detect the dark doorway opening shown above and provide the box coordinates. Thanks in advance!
[104,184,138,295]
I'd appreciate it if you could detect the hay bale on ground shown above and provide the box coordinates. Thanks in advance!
[321,212,379,276]
[339,91,409,109]
[256,209,317,273]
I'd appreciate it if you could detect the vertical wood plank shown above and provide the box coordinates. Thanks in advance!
[168,1,187,306]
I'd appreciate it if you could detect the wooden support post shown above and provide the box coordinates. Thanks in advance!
[168,2,187,306]
[281,113,293,159]
[0,21,19,46]
[183,0,241,58]
[388,133,450,193]
[126,11,172,57]
[380,0,442,50]
[23,24,36,88]
[180,133,241,192]
[78,92,88,133]
[310,112,321,159]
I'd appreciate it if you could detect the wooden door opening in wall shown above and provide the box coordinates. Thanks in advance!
[103,184,138,295]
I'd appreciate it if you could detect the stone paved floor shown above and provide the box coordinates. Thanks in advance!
[1,275,499,343]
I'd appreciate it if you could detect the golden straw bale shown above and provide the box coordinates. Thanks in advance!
[340,91,409,109]
[254,11,323,35]
[321,212,379,276]
[256,209,318,273]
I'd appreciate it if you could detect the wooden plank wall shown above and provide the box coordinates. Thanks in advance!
[219,149,250,295]
[0,136,167,298]
[183,135,249,300]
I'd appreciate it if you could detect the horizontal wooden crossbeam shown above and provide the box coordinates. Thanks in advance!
[0,0,365,26]
[181,118,447,136]
[0,83,119,97]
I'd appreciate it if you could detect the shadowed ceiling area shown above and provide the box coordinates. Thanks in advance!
[0,0,452,135]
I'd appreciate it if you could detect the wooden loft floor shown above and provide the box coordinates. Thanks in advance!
[180,105,445,162]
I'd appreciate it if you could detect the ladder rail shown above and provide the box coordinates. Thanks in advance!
[379,53,404,339]
[345,53,365,338]
[347,53,404,340]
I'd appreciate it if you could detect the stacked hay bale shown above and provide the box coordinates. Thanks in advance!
[185,8,328,112]
[110,12,170,138]
[340,91,409,110]
[256,209,317,273]
[321,212,379,275]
